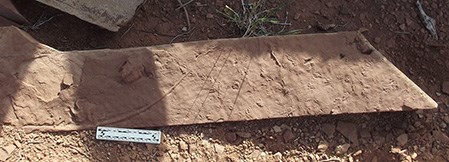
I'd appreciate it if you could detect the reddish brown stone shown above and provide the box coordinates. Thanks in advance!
[0,27,437,132]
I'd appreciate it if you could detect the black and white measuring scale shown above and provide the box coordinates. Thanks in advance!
[96,126,161,144]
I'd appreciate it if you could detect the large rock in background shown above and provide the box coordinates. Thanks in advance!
[0,0,28,26]
[37,0,144,32]
[0,26,437,132]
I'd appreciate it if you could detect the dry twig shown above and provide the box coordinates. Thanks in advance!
[170,27,195,44]
[176,0,194,10]
[176,0,191,30]
[121,23,134,38]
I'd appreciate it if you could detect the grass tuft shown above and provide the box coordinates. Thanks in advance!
[218,0,299,37]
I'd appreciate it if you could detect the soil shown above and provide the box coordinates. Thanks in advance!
[0,0,448,161]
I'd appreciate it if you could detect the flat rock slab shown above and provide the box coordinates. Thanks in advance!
[37,0,144,32]
[0,27,437,132]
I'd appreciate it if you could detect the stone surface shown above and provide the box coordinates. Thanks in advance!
[37,0,144,32]
[0,27,437,132]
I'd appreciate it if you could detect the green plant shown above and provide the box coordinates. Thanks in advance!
[218,0,299,37]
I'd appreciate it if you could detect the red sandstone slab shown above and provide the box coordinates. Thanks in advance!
[0,27,437,132]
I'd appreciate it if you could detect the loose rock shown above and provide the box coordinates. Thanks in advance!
[390,147,402,154]
[273,126,282,133]
[317,141,329,152]
[399,24,406,31]
[374,37,381,44]
[273,152,283,161]
[443,116,449,124]
[36,0,144,32]
[179,140,188,151]
[188,144,197,153]
[0,144,16,161]
[397,133,408,146]
[283,130,295,142]
[442,81,449,95]
[433,130,449,144]
[335,144,351,155]
[206,13,214,19]
[214,143,225,154]
[294,13,301,20]
[14,141,22,148]
[181,26,188,32]
[225,132,238,143]
[353,150,363,156]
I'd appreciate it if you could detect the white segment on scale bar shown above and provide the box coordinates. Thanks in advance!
[96,126,161,144]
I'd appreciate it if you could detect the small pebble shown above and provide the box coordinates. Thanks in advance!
[273,152,283,161]
[399,24,406,31]
[443,116,449,124]
[206,13,214,19]
[317,141,329,152]
[225,132,237,142]
[397,133,408,146]
[335,144,351,155]
[179,141,188,151]
[374,37,381,44]
[353,150,363,156]
[294,13,301,20]
[273,126,282,133]
[181,26,188,32]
